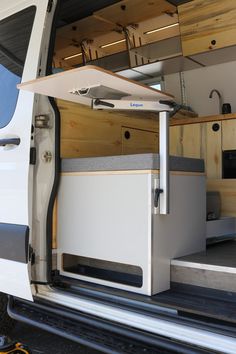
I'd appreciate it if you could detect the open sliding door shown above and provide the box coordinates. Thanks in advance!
[0,0,56,301]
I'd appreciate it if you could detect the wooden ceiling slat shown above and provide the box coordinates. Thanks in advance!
[94,0,176,27]
[57,16,116,44]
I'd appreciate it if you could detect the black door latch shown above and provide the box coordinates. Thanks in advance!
[154,188,163,208]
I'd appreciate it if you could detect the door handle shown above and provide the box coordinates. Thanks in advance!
[0,138,21,146]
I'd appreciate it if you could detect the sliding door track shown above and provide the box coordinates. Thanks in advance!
[8,296,211,354]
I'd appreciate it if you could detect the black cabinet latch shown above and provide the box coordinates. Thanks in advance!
[30,147,36,165]
[154,188,163,208]
[47,0,53,12]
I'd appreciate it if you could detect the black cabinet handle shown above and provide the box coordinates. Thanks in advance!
[0,138,20,146]
[154,188,163,208]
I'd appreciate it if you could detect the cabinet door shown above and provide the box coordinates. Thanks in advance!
[122,127,158,154]
[206,121,222,179]
[178,0,236,56]
[222,119,236,151]
[182,124,201,158]
[170,125,182,156]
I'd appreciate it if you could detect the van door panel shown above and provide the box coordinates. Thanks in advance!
[0,0,55,300]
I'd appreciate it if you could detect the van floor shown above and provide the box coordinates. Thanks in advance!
[53,240,236,327]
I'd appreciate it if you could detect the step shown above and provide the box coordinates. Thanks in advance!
[8,297,209,354]
[171,240,236,293]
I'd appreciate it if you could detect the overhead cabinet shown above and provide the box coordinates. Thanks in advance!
[178,0,236,56]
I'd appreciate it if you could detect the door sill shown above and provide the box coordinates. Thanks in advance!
[35,282,236,354]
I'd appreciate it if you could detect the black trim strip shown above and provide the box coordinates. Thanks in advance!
[0,223,29,263]
[45,0,62,282]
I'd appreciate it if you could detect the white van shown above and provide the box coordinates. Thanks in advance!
[1,0,236,352]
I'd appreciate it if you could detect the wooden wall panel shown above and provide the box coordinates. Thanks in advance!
[207,179,236,217]
[122,127,158,154]
[170,125,182,156]
[178,0,236,56]
[222,120,236,151]
[206,121,222,178]
[182,123,201,158]
[58,99,159,158]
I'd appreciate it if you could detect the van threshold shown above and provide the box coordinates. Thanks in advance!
[8,296,210,354]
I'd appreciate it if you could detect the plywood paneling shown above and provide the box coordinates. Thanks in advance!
[171,113,236,126]
[122,127,158,154]
[222,119,236,151]
[206,121,222,178]
[170,125,182,156]
[58,99,159,158]
[56,15,116,45]
[207,179,236,217]
[95,0,176,28]
[182,123,201,158]
[178,0,236,56]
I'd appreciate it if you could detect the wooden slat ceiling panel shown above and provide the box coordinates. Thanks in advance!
[57,16,117,43]
[94,0,176,27]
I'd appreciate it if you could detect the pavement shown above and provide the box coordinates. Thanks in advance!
[10,322,100,354]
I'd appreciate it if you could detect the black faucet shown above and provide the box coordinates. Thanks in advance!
[209,89,223,114]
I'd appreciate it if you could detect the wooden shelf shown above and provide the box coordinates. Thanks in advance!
[171,113,236,126]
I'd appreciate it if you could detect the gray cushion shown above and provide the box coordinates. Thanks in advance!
[61,154,204,173]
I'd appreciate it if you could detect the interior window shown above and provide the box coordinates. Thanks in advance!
[0,6,36,129]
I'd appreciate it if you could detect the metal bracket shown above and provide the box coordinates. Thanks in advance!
[42,151,52,163]
[159,111,170,214]
[35,115,50,129]
[92,98,172,214]
[47,0,53,12]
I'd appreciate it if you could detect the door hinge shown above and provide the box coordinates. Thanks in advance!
[35,115,50,129]
[29,245,35,265]
[47,0,53,12]
[30,147,37,165]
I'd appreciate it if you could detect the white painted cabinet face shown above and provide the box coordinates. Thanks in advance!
[0,0,53,300]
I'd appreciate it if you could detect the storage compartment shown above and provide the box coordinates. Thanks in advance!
[222,150,236,178]
[57,154,206,295]
[62,254,143,287]
[206,191,221,220]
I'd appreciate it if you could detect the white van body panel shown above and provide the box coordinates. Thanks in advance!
[0,0,53,300]
[0,259,34,300]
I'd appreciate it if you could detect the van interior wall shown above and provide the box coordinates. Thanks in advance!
[164,60,236,116]
[52,62,236,249]
[58,99,159,158]
[165,60,236,218]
